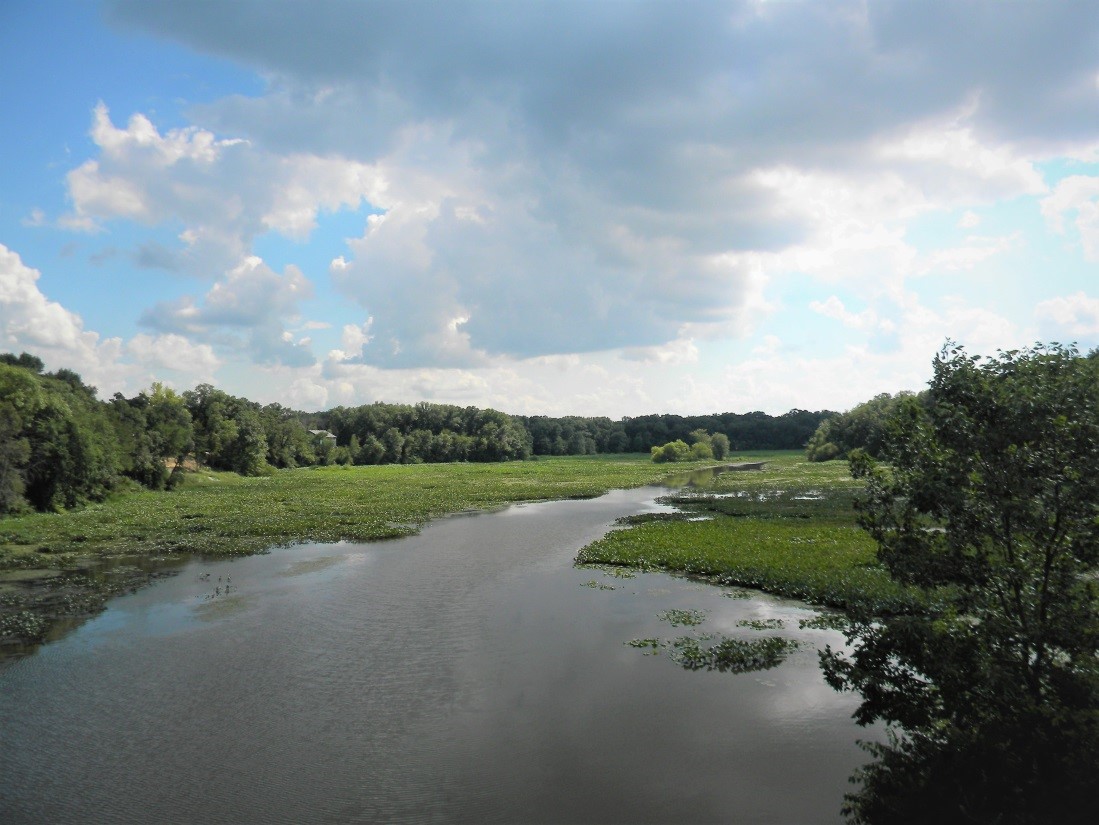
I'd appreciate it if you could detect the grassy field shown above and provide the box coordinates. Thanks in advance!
[0,454,700,572]
[577,451,915,613]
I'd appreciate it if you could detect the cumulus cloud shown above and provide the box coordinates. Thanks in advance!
[0,0,1065,418]
[810,296,886,332]
[0,243,220,395]
[126,333,221,377]
[140,255,316,366]
[89,0,1098,373]
[1041,176,1099,260]
[0,243,107,357]
[62,103,383,276]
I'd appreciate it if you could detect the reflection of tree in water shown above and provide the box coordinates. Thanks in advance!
[822,345,1099,824]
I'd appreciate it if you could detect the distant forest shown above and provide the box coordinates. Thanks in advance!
[0,352,833,514]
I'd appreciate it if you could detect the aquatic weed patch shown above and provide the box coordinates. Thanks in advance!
[668,634,799,673]
[626,628,800,673]
[626,637,663,654]
[657,608,708,627]
[580,580,616,590]
[575,563,636,579]
[662,453,862,526]
[798,613,850,632]
[577,517,907,612]
[721,588,754,599]
[737,618,785,630]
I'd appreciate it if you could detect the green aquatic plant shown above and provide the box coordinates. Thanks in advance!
[721,588,753,599]
[575,562,636,579]
[657,608,707,627]
[667,634,799,673]
[799,613,849,632]
[737,618,785,630]
[580,580,615,590]
[626,638,662,654]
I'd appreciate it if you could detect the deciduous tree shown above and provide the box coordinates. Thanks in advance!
[822,344,1099,824]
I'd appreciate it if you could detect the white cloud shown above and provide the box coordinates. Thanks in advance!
[810,296,884,331]
[921,234,1017,273]
[127,333,221,376]
[0,242,113,364]
[21,208,47,228]
[1035,291,1099,337]
[621,337,700,366]
[62,103,383,276]
[0,242,220,395]
[958,210,981,229]
[1041,175,1099,260]
[879,109,1047,202]
[141,255,316,366]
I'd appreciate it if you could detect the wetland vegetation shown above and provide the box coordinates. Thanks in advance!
[578,452,914,614]
[0,454,712,653]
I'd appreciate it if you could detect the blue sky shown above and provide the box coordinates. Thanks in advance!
[2,0,1098,416]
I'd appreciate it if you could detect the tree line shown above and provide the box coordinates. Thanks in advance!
[0,351,832,515]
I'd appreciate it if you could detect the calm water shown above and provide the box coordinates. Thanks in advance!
[0,486,873,824]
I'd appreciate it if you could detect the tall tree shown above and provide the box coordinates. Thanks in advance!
[822,344,1099,824]
[0,364,42,512]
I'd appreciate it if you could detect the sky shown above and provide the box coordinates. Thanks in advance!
[2,0,1098,418]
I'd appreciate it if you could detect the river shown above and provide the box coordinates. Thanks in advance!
[0,484,873,824]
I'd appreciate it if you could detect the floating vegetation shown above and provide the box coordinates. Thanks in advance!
[798,612,849,632]
[668,634,799,673]
[737,618,785,630]
[721,588,754,599]
[575,563,636,579]
[626,638,663,654]
[657,608,708,627]
[580,580,615,590]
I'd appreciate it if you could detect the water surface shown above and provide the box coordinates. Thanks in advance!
[0,486,871,823]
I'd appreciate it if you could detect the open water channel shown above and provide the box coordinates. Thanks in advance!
[0,480,874,824]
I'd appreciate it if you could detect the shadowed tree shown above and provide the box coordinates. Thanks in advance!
[822,344,1099,824]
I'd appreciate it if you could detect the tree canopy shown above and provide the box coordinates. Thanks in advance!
[805,392,920,462]
[822,343,1099,823]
